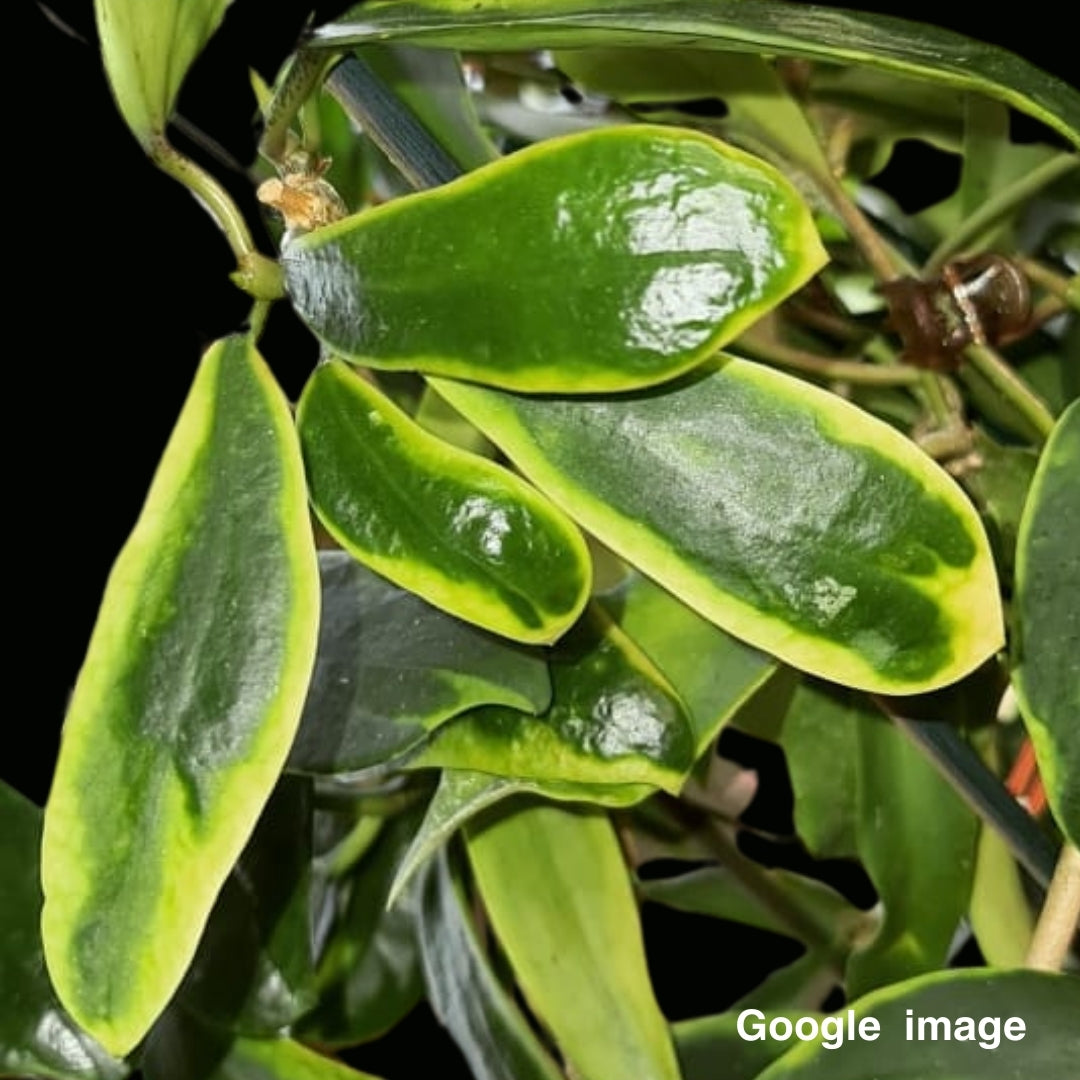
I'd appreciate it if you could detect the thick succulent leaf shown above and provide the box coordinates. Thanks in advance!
[417,850,564,1080]
[297,362,590,644]
[389,768,652,906]
[317,0,1080,150]
[754,969,1080,1080]
[95,0,232,143]
[731,952,837,1014]
[600,574,778,757]
[778,681,864,860]
[289,552,550,773]
[1012,401,1080,846]
[298,809,424,1047]
[282,125,826,393]
[176,778,316,1037]
[435,358,1003,694]
[466,801,681,1080]
[41,336,320,1056]
[0,783,127,1080]
[673,1012,822,1080]
[412,608,696,792]
[847,717,978,997]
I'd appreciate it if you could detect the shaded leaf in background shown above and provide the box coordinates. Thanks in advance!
[289,551,550,773]
[41,337,320,1056]
[466,801,681,1080]
[417,850,564,1080]
[176,777,316,1037]
[847,716,978,997]
[315,0,1080,149]
[1012,400,1080,846]
[0,782,127,1080]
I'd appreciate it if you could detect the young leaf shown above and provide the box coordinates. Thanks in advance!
[41,337,320,1056]
[754,968,1080,1079]
[297,362,590,644]
[1012,400,1080,846]
[317,0,1080,150]
[288,551,551,773]
[412,607,696,792]
[282,125,826,392]
[0,783,127,1080]
[466,801,681,1080]
[435,358,1003,694]
[95,0,233,144]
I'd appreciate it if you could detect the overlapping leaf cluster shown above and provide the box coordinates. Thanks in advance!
[5,2,1078,1079]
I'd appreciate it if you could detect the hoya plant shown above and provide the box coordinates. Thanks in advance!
[6,1,1079,1079]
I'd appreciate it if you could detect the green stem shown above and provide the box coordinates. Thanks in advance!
[1026,844,1080,971]
[259,48,336,165]
[962,342,1057,442]
[926,154,1080,274]
[816,170,911,282]
[149,136,283,299]
[736,330,923,386]
[1017,256,1075,302]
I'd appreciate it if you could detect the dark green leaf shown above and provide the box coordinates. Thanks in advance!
[417,850,564,1080]
[0,782,127,1080]
[673,1011,822,1080]
[1012,400,1080,846]
[289,552,550,773]
[41,336,320,1055]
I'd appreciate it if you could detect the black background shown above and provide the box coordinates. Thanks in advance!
[15,2,1075,1074]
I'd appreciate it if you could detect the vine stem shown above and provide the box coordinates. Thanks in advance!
[149,136,283,299]
[962,342,1057,442]
[926,154,1080,274]
[1026,844,1080,971]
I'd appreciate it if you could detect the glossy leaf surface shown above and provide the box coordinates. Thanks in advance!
[417,851,564,1080]
[435,358,1003,694]
[318,0,1080,149]
[95,0,232,142]
[1012,401,1080,845]
[283,126,826,392]
[413,609,695,792]
[289,552,550,772]
[847,717,978,997]
[466,801,681,1080]
[0,783,126,1080]
[600,573,777,756]
[298,362,590,643]
[41,337,320,1055]
[755,969,1080,1079]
